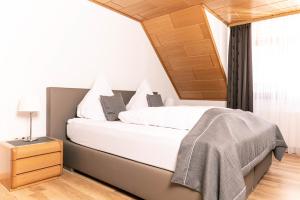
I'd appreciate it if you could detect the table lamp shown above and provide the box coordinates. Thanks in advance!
[18,97,40,142]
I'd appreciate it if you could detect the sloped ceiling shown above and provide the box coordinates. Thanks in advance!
[143,6,226,100]
[93,0,300,26]
[92,0,227,100]
[94,0,201,21]
[92,0,300,100]
[203,0,300,26]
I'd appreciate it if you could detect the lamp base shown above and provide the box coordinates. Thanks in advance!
[23,137,38,142]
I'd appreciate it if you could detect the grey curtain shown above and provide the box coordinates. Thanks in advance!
[227,23,253,112]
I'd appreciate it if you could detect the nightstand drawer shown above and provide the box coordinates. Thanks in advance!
[0,137,63,191]
[12,165,61,188]
[13,152,62,175]
[12,141,61,160]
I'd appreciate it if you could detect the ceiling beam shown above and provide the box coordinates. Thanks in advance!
[229,9,300,27]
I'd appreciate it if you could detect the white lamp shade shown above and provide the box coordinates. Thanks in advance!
[18,96,41,112]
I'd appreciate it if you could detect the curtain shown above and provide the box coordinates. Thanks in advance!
[252,14,300,155]
[227,24,253,111]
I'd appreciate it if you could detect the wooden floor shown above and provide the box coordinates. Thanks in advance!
[0,154,299,200]
[0,171,135,200]
[248,154,300,200]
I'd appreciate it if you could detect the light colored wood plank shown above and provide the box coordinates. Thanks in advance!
[12,165,61,189]
[92,0,300,27]
[1,154,300,199]
[1,170,135,200]
[93,0,196,21]
[229,8,300,27]
[143,5,227,100]
[12,141,61,160]
[249,154,300,200]
[12,152,62,176]
[0,139,63,191]
[0,143,13,191]
[193,68,224,80]
[203,0,300,26]
[170,5,206,28]
[90,0,300,99]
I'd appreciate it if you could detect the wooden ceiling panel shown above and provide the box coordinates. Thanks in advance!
[93,0,300,25]
[203,0,300,26]
[156,45,187,57]
[143,5,227,100]
[167,55,215,70]
[194,68,224,80]
[184,40,215,56]
[92,1,227,99]
[180,90,227,100]
[169,70,196,81]
[169,5,206,27]
[92,0,300,100]
[176,80,226,91]
[156,26,205,46]
[94,0,199,21]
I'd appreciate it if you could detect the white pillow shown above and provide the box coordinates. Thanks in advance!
[77,77,113,120]
[126,80,153,111]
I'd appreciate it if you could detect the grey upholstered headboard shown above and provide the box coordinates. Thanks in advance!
[46,87,135,141]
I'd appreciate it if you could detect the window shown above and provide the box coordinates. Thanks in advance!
[252,14,300,154]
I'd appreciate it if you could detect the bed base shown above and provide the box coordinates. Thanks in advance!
[46,87,272,200]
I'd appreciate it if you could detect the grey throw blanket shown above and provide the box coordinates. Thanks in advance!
[171,108,287,200]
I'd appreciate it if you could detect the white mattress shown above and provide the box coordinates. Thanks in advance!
[67,118,189,171]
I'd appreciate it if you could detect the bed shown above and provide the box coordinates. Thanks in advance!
[46,87,273,200]
[67,118,188,171]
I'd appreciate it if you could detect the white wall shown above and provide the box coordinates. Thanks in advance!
[0,1,229,140]
[0,0,177,140]
[205,10,229,77]
[179,9,229,107]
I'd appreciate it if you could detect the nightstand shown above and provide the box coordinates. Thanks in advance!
[0,137,63,191]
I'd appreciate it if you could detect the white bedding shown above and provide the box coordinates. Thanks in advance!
[119,106,213,130]
[67,118,188,171]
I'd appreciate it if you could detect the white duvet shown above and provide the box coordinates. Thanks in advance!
[119,106,214,130]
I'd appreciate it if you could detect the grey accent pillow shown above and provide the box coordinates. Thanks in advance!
[147,94,164,107]
[100,93,126,121]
